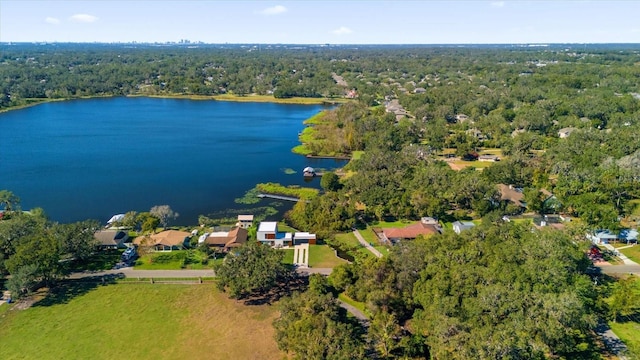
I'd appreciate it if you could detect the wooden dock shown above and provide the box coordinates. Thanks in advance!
[257,193,303,202]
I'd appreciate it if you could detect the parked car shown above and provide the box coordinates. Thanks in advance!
[121,247,137,262]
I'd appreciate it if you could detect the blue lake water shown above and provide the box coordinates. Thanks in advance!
[0,97,346,225]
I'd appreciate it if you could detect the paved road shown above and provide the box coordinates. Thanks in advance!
[353,229,382,258]
[68,267,333,279]
[339,301,369,324]
[595,264,640,276]
[68,268,216,279]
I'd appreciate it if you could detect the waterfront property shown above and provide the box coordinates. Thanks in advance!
[204,227,248,252]
[257,221,317,247]
[133,230,192,251]
[257,222,292,247]
[237,214,254,229]
[94,229,129,249]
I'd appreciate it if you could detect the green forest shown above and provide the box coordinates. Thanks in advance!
[2,42,640,359]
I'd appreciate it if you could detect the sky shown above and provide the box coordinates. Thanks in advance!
[1,0,639,44]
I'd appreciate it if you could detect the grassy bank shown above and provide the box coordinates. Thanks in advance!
[0,284,283,360]
[256,182,319,200]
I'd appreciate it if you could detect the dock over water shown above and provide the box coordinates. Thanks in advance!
[257,193,305,202]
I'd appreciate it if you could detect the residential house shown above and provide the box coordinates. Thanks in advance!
[587,230,618,245]
[204,227,248,252]
[619,229,639,244]
[498,184,525,208]
[237,215,254,229]
[95,229,129,250]
[257,222,292,247]
[133,230,191,251]
[452,221,475,234]
[466,128,486,141]
[498,184,560,213]
[558,127,576,138]
[380,218,441,243]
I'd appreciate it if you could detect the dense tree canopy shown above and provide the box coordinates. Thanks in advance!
[214,240,292,299]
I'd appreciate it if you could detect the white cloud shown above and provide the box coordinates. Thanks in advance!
[45,17,60,25]
[332,26,353,35]
[490,1,505,7]
[69,14,98,23]
[260,5,287,15]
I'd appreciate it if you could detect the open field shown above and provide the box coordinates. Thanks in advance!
[0,283,283,360]
[134,250,213,270]
[308,245,348,268]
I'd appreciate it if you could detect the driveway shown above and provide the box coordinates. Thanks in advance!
[353,229,382,258]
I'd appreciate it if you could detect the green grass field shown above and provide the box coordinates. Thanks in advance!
[0,284,283,360]
[134,250,213,270]
[334,232,375,259]
[308,245,348,268]
[281,248,294,264]
[620,245,640,264]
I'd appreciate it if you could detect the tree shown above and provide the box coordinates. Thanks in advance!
[150,205,179,229]
[273,289,365,359]
[120,211,139,229]
[214,240,291,299]
[369,311,402,358]
[137,212,160,233]
[54,220,100,262]
[0,190,20,212]
[524,187,546,216]
[5,230,63,285]
[5,264,38,299]
[320,172,341,192]
[610,276,640,323]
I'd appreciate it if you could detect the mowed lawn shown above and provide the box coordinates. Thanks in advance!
[0,283,283,360]
[308,245,348,268]
[620,245,640,264]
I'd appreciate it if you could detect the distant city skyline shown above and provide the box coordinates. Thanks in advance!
[1,1,639,44]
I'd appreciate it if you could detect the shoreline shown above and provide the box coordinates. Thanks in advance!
[305,154,351,160]
[0,93,349,114]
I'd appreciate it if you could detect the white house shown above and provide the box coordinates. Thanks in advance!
[452,221,475,234]
[293,232,317,245]
[257,222,292,247]
[587,230,618,245]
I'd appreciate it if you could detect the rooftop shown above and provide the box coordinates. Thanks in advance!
[258,221,278,232]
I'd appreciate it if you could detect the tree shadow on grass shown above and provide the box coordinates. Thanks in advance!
[32,273,125,307]
[243,274,309,306]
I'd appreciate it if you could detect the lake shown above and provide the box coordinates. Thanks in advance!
[0,97,346,225]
